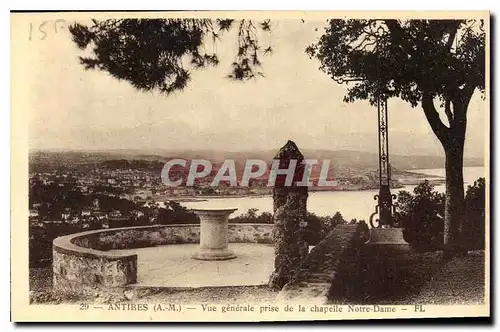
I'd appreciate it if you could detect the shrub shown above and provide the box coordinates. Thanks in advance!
[229,209,347,245]
[230,208,273,224]
[304,212,325,245]
[156,201,200,225]
[305,211,347,245]
[396,181,445,251]
[396,178,486,252]
[462,177,486,250]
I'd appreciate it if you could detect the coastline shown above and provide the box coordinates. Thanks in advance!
[163,179,446,202]
[153,169,455,203]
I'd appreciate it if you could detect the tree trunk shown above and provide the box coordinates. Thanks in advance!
[421,89,473,259]
[443,142,465,258]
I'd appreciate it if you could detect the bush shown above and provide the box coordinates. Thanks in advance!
[396,181,445,251]
[304,212,325,245]
[156,201,200,224]
[462,177,486,250]
[229,209,347,245]
[305,211,347,245]
[230,208,273,224]
[396,178,486,252]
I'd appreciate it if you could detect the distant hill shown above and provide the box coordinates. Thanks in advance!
[301,149,483,171]
[148,149,483,173]
[30,149,484,176]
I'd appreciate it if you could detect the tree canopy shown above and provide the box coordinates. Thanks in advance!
[306,19,485,107]
[69,18,272,94]
[306,19,486,254]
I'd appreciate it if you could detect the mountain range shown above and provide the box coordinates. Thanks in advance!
[30,148,484,178]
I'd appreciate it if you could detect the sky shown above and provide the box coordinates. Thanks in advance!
[24,17,487,158]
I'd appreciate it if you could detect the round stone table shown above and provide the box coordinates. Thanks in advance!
[191,208,238,261]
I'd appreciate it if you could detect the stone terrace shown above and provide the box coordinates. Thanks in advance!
[110,243,274,288]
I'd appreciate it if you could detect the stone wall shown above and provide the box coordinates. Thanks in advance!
[67,224,273,251]
[228,224,273,244]
[52,223,273,295]
[276,223,369,304]
[72,225,201,251]
[52,249,137,295]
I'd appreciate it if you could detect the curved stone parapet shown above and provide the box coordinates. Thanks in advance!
[52,223,273,295]
[52,242,137,295]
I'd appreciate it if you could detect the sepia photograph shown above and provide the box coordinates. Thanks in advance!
[11,10,489,321]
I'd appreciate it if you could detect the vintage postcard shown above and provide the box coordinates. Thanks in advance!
[11,11,490,322]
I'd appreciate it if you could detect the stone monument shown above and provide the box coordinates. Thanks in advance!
[268,140,309,290]
[191,208,238,261]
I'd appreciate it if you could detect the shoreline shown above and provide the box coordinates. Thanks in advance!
[163,180,446,202]
[157,169,451,202]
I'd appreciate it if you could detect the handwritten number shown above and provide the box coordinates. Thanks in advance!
[38,21,47,40]
[29,20,66,41]
[55,19,65,33]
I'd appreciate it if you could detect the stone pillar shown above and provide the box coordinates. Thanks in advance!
[268,140,309,290]
[191,208,238,261]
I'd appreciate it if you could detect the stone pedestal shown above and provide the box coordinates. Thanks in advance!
[365,227,407,245]
[191,208,238,261]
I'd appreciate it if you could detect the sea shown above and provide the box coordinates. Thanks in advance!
[180,167,486,222]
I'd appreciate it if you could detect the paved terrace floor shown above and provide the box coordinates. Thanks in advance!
[110,243,275,288]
